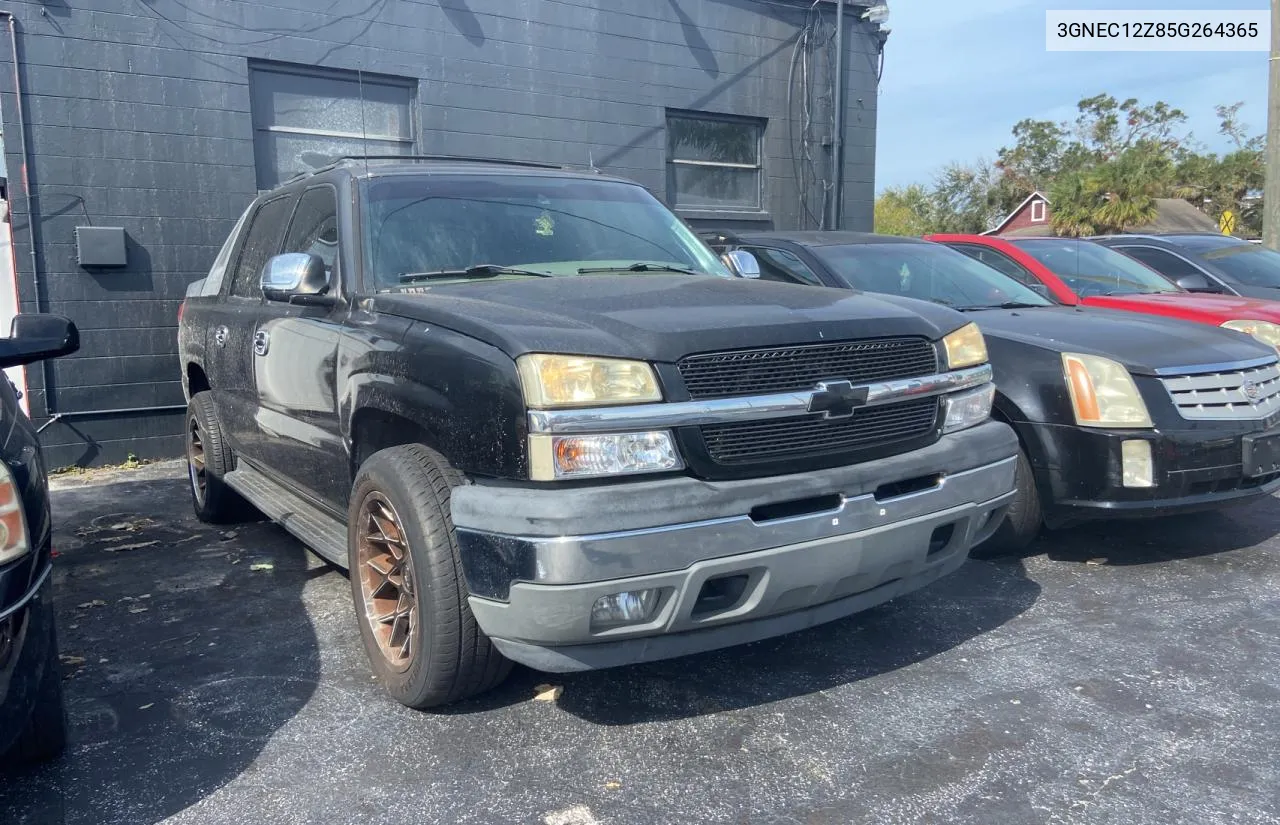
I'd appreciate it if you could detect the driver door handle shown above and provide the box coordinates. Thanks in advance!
[253,330,270,356]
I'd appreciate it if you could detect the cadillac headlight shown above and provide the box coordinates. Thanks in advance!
[1221,319,1280,350]
[942,323,988,369]
[1061,353,1152,428]
[517,354,662,408]
[529,432,682,480]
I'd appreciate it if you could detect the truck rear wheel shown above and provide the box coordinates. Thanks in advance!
[347,444,511,709]
[972,446,1042,559]
[186,392,249,524]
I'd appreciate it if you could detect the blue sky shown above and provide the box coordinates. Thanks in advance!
[874,0,1272,191]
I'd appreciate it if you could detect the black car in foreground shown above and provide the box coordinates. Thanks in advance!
[709,231,1280,553]
[0,313,79,767]
[178,157,1018,707]
[1094,234,1280,300]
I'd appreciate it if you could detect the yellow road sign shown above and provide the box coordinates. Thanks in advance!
[1220,210,1237,235]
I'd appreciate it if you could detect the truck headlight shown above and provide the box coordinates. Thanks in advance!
[517,354,662,408]
[1221,319,1280,350]
[529,432,683,480]
[942,323,988,369]
[0,463,29,566]
[1061,353,1152,428]
[943,383,995,433]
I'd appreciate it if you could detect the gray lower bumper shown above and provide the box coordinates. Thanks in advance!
[453,422,1018,671]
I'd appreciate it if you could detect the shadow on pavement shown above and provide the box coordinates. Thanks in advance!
[445,555,1041,726]
[1038,494,1280,566]
[0,477,322,825]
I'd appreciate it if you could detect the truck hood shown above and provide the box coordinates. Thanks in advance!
[368,275,965,362]
[1082,292,1280,325]
[968,305,1276,376]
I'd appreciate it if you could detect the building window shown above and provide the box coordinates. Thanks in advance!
[666,110,765,212]
[249,62,416,189]
[1030,199,1046,223]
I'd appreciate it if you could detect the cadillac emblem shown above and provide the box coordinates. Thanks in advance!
[1242,379,1260,401]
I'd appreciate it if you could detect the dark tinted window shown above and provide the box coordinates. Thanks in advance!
[1116,246,1204,279]
[816,243,1052,309]
[1200,244,1280,287]
[283,186,340,286]
[228,196,294,298]
[1013,239,1178,296]
[741,246,822,285]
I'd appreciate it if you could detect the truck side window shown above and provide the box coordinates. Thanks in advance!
[742,246,823,286]
[227,195,294,299]
[283,187,340,287]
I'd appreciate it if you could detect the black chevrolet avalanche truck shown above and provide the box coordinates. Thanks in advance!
[178,157,1018,708]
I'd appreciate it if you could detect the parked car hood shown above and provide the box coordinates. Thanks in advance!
[967,305,1276,376]
[369,275,966,362]
[1082,292,1280,325]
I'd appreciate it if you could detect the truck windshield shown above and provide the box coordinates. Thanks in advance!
[1014,239,1179,297]
[815,242,1054,310]
[360,175,731,290]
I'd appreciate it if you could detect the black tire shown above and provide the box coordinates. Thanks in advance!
[347,444,511,709]
[972,446,1042,559]
[186,391,250,524]
[3,611,67,766]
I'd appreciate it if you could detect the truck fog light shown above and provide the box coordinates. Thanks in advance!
[943,384,995,433]
[529,431,682,480]
[1122,440,1154,488]
[591,589,662,630]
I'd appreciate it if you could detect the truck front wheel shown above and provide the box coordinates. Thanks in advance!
[347,444,511,709]
[972,446,1042,559]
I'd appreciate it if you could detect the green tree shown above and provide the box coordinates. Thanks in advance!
[874,185,932,236]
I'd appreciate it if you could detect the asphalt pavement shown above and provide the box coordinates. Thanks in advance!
[2,461,1279,825]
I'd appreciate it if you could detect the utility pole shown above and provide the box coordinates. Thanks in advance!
[1265,0,1280,248]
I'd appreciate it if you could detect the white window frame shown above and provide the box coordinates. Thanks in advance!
[1030,199,1047,223]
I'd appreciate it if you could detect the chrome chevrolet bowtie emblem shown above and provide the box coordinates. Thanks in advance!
[808,380,870,420]
[1243,379,1260,401]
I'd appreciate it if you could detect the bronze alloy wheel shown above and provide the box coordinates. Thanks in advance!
[187,416,206,506]
[355,491,418,670]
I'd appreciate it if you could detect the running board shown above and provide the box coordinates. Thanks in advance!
[223,466,348,568]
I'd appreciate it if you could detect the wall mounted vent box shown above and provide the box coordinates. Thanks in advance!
[75,226,127,267]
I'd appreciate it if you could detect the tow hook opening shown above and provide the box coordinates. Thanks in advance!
[927,523,956,556]
[691,574,751,617]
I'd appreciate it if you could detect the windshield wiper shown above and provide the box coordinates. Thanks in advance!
[954,302,1046,311]
[399,264,554,283]
[577,262,699,275]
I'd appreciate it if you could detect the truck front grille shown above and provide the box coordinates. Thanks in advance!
[700,397,941,464]
[1160,363,1280,420]
[677,338,938,400]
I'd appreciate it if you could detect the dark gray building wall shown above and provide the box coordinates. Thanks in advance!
[0,0,881,468]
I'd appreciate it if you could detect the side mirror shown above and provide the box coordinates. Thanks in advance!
[261,253,329,302]
[0,314,79,369]
[722,250,761,279]
[1173,272,1218,293]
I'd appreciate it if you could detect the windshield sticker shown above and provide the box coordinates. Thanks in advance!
[535,211,555,237]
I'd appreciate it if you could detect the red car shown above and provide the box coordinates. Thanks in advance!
[930,234,1280,350]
